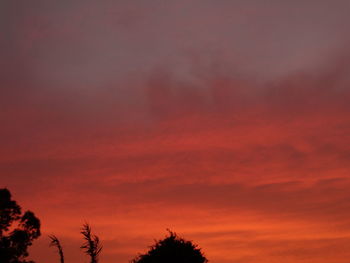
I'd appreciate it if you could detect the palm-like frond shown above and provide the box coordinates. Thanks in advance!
[80,223,102,263]
[49,235,64,263]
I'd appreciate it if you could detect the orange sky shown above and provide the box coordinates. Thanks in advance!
[1,1,350,263]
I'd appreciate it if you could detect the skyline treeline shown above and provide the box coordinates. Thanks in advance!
[0,188,208,263]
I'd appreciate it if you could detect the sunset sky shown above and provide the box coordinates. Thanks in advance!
[1,1,350,262]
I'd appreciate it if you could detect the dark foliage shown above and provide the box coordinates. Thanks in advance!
[80,223,102,263]
[0,188,41,263]
[49,235,64,263]
[131,230,208,263]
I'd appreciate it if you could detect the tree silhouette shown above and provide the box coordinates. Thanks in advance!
[131,230,208,263]
[80,223,102,263]
[49,235,64,263]
[0,188,41,263]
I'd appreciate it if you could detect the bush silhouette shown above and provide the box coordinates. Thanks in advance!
[0,188,41,263]
[131,230,208,263]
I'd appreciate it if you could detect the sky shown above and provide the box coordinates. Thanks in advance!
[1,1,350,262]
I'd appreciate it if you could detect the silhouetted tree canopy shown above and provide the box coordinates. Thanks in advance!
[131,230,208,263]
[0,188,41,263]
